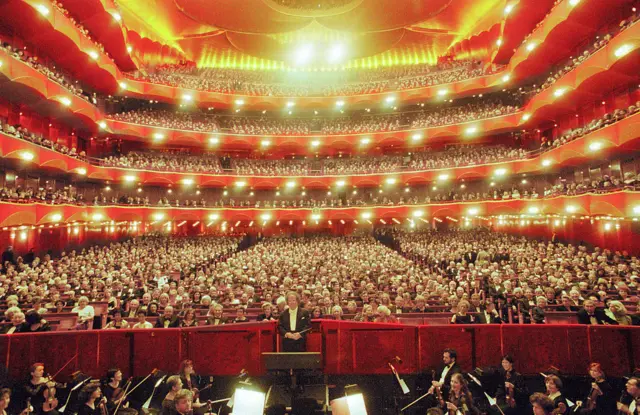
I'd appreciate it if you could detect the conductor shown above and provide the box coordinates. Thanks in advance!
[278,292,311,352]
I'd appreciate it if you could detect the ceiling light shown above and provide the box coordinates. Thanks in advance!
[182,94,193,101]
[336,100,345,107]
[260,213,271,221]
[92,213,103,221]
[385,178,396,185]
[123,175,136,182]
[385,96,396,103]
[152,213,164,221]
[360,138,371,145]
[494,168,507,176]
[311,214,321,221]
[504,4,515,14]
[118,82,127,90]
[412,210,424,218]
[35,4,49,16]
[522,113,531,121]
[361,212,372,219]
[209,214,219,221]
[311,139,320,147]
[437,89,448,96]
[20,151,34,161]
[528,207,539,214]
[235,99,244,106]
[615,44,634,58]
[411,133,423,141]
[260,140,271,147]
[553,88,567,97]
[566,205,577,213]
[438,174,449,181]
[542,159,552,167]
[88,51,99,60]
[569,0,580,5]
[336,180,346,187]
[153,133,164,140]
[77,168,87,175]
[588,141,603,151]
[182,178,194,185]
[126,45,133,53]
[111,12,121,21]
[286,181,296,188]
[98,121,107,129]
[502,74,510,83]
[294,43,314,66]
[496,38,503,46]
[465,126,478,135]
[633,206,640,215]
[59,97,72,106]
[209,137,219,145]
[235,181,246,187]
[468,208,479,216]
[51,213,62,222]
[286,101,295,108]
[526,42,536,52]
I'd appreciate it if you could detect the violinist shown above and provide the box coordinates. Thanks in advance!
[23,363,62,415]
[445,373,480,415]
[160,376,183,415]
[103,369,138,415]
[177,361,208,415]
[530,393,555,415]
[545,375,568,414]
[617,377,639,415]
[433,349,461,401]
[0,389,10,415]
[163,390,192,415]
[495,355,528,414]
[575,363,616,415]
[77,384,106,415]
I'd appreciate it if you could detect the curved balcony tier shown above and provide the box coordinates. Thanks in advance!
[3,108,640,188]
[1,0,636,110]
[0,191,637,228]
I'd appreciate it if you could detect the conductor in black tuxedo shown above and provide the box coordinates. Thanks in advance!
[278,292,311,352]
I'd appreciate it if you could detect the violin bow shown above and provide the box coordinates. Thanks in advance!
[114,370,156,415]
[49,352,80,381]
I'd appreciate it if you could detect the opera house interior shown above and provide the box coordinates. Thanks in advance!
[0,0,638,414]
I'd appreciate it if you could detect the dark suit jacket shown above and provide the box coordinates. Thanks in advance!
[576,308,618,325]
[436,362,461,399]
[206,316,228,326]
[278,308,311,352]
[476,310,503,324]
[155,315,180,328]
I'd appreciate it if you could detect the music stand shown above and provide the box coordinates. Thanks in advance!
[262,352,322,388]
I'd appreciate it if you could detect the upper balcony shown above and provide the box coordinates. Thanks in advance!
[0,0,635,111]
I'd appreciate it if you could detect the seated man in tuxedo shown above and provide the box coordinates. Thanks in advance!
[423,348,462,408]
[577,299,618,325]
[155,305,180,328]
[278,292,311,352]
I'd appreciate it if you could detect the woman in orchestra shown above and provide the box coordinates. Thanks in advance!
[450,301,475,324]
[530,393,556,415]
[177,361,208,415]
[446,373,479,415]
[103,369,137,415]
[575,363,616,414]
[161,376,183,415]
[24,363,62,415]
[495,355,529,414]
[545,375,568,414]
[77,383,106,415]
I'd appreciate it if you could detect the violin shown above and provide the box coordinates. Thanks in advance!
[19,398,32,415]
[586,381,603,411]
[99,397,108,415]
[111,378,132,407]
[431,369,445,408]
[505,371,516,408]
[42,376,66,412]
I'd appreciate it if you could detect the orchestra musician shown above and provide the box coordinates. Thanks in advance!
[164,390,192,415]
[530,392,556,415]
[545,375,568,414]
[277,292,310,352]
[76,384,106,415]
[177,361,208,415]
[617,377,639,415]
[0,388,30,415]
[432,349,461,401]
[495,355,529,414]
[103,368,138,415]
[160,376,183,415]
[575,363,616,414]
[24,363,63,415]
[445,373,480,415]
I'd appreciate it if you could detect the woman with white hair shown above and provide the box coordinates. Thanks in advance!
[72,296,95,330]
[608,300,635,325]
[374,305,397,324]
[331,305,344,321]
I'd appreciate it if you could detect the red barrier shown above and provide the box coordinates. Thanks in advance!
[0,323,638,380]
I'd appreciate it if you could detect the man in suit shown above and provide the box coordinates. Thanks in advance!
[577,299,618,325]
[431,348,461,400]
[155,305,180,328]
[278,292,311,352]
[477,302,503,324]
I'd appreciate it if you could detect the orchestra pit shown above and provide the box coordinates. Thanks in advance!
[0,0,640,414]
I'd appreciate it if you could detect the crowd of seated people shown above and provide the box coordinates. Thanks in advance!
[231,158,313,175]
[0,185,79,204]
[0,41,96,103]
[127,59,499,97]
[107,97,521,136]
[0,119,86,159]
[102,151,223,173]
[0,230,638,334]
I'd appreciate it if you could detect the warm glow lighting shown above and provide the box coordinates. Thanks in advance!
[589,141,603,151]
[209,137,219,145]
[522,113,531,121]
[553,88,567,97]
[118,82,127,90]
[496,38,503,46]
[327,43,346,63]
[260,213,271,221]
[209,214,219,221]
[526,42,536,52]
[153,133,165,140]
[286,181,296,188]
[235,181,246,187]
[614,44,634,58]
[311,140,320,147]
[360,138,371,145]
[286,101,295,108]
[88,51,99,60]
[604,223,612,231]
[504,3,515,14]
[494,168,507,176]
[468,208,479,216]
[77,168,87,175]
[98,121,107,129]
[235,99,244,106]
[51,213,62,222]
[336,100,345,107]
[123,175,136,182]
[385,178,396,185]
[502,74,510,83]
[35,4,49,16]
[127,45,133,53]
[569,0,580,5]
[413,210,424,218]
[59,97,72,106]
[528,207,539,214]
[20,151,34,161]
[260,140,271,147]
[361,212,372,219]
[542,159,552,167]
[311,214,321,221]
[152,213,164,221]
[182,178,194,186]
[92,213,103,221]
[437,89,448,96]
[566,205,577,213]
[111,12,122,21]
[182,94,193,102]
[465,126,478,135]
[385,96,396,103]
[438,174,449,181]
[411,133,422,141]
[294,43,314,66]
[336,180,346,187]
